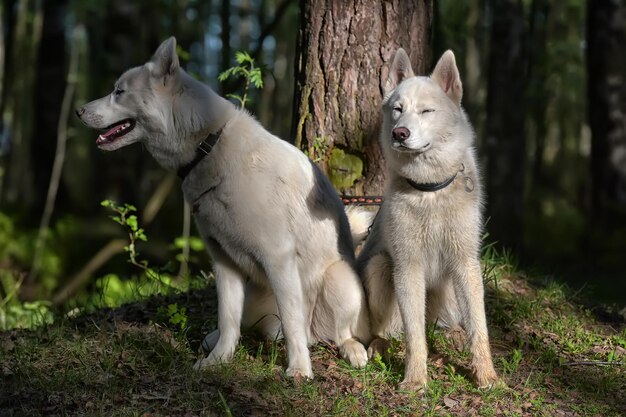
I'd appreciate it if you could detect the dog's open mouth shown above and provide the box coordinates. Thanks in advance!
[96,119,136,146]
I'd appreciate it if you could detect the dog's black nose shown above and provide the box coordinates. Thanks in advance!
[392,127,410,142]
[75,107,85,117]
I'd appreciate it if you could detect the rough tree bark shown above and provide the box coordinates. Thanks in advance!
[293,0,433,195]
[484,0,527,250]
[587,0,626,222]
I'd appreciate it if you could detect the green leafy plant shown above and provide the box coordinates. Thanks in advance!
[218,51,263,109]
[157,303,188,332]
[98,200,210,309]
[101,200,147,267]
[101,200,174,291]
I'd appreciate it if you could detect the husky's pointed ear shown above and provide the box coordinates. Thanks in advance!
[384,48,414,95]
[431,50,463,105]
[148,37,180,84]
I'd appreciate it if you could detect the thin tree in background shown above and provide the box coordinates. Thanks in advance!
[527,0,550,185]
[220,0,231,95]
[484,0,527,250]
[30,26,83,284]
[293,0,434,195]
[1,0,43,210]
[0,2,5,200]
[0,1,5,126]
[31,0,68,216]
[587,0,626,222]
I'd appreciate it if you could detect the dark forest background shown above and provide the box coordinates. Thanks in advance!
[0,0,625,327]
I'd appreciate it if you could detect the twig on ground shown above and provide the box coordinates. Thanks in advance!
[562,361,624,366]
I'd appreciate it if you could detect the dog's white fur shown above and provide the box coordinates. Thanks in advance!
[77,37,370,378]
[357,49,498,390]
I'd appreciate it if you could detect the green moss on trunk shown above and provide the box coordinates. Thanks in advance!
[328,148,363,189]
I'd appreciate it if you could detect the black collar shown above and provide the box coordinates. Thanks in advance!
[177,129,223,180]
[405,172,457,192]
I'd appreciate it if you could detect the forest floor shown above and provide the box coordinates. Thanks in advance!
[1,253,625,416]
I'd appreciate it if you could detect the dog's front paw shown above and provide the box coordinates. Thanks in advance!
[397,378,427,394]
[285,365,313,380]
[193,347,235,371]
[367,337,391,360]
[193,356,210,371]
[471,355,500,389]
[339,338,368,368]
[474,366,501,390]
[193,354,226,371]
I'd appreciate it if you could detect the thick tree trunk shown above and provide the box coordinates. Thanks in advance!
[293,0,433,195]
[587,0,626,222]
[484,0,527,250]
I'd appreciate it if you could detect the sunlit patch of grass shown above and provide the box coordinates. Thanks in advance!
[481,240,518,288]
[500,348,523,375]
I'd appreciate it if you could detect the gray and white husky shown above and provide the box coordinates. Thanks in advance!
[76,37,371,379]
[357,49,498,390]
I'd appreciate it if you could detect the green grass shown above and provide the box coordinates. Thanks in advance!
[1,251,624,416]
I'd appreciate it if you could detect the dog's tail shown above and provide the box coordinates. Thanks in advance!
[345,206,375,247]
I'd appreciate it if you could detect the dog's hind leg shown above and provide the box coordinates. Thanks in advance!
[316,260,369,368]
[200,329,220,353]
[362,253,399,358]
[194,248,246,370]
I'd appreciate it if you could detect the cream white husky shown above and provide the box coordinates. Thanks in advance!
[356,49,498,390]
[76,37,371,379]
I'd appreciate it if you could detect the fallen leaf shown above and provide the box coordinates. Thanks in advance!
[443,396,459,408]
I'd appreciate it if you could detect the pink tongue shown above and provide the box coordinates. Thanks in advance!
[101,123,123,139]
